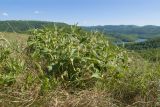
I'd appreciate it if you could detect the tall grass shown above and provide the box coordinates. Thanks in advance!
[0,26,160,107]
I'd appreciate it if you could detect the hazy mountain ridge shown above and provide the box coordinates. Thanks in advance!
[1,20,160,42]
[83,25,160,42]
[0,20,68,33]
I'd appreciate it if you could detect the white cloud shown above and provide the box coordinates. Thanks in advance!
[2,12,8,16]
[34,10,40,14]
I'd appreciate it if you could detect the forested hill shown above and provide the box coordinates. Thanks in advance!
[83,25,160,41]
[124,37,160,50]
[1,21,160,42]
[0,20,68,33]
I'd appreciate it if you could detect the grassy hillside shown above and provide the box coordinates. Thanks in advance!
[137,49,160,62]
[0,26,160,107]
[0,32,28,43]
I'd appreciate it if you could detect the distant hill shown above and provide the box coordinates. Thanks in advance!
[1,21,160,43]
[83,25,160,42]
[123,37,160,50]
[0,20,68,33]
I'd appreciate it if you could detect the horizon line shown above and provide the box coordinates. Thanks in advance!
[0,19,160,27]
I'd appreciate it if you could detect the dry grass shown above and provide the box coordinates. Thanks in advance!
[44,90,116,107]
[0,87,159,107]
[0,32,28,44]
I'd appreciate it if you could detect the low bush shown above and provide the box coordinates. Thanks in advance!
[26,26,130,89]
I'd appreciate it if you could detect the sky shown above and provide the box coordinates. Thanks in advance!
[0,0,160,26]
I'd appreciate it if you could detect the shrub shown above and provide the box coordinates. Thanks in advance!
[26,26,129,89]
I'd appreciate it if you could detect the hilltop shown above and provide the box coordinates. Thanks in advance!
[0,25,160,106]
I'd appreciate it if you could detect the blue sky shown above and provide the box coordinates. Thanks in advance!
[0,0,160,26]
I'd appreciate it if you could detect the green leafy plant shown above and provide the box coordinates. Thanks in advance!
[26,26,129,89]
